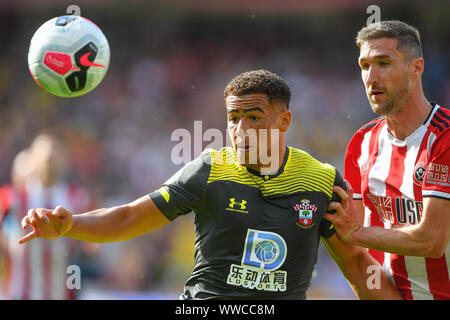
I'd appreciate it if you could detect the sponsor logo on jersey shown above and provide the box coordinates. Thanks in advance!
[294,199,317,228]
[226,229,287,292]
[366,193,423,225]
[426,163,450,187]
[225,198,248,213]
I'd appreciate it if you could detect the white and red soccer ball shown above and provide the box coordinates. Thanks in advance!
[28,15,110,98]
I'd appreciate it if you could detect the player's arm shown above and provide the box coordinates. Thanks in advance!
[326,128,450,258]
[19,195,170,244]
[19,150,211,245]
[322,234,403,299]
[321,169,402,299]
[326,190,450,258]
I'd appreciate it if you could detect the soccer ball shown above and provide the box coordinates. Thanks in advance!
[28,15,110,98]
[255,241,277,263]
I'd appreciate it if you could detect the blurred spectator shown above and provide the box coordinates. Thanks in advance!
[0,132,91,299]
[0,2,448,299]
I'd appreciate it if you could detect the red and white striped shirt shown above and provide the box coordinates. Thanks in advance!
[345,103,450,300]
[0,180,90,300]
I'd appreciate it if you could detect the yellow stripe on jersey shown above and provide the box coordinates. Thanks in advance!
[158,186,171,203]
[208,148,262,188]
[207,147,336,199]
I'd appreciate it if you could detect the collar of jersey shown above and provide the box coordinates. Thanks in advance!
[242,146,290,180]
[386,103,439,146]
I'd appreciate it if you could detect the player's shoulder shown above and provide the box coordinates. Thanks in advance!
[356,116,385,136]
[346,116,385,151]
[428,104,450,137]
[203,146,236,165]
[287,146,338,196]
[425,104,450,157]
[173,147,236,175]
[165,148,217,186]
[288,146,336,173]
[205,146,258,176]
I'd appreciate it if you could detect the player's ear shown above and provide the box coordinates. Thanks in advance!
[279,109,291,133]
[410,57,424,79]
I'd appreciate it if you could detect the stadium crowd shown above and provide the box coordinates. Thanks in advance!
[0,3,449,299]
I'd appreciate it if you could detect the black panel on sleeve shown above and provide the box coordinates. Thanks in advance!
[320,169,345,238]
[149,150,211,221]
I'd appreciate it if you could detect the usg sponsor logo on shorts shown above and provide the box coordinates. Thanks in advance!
[226,229,287,292]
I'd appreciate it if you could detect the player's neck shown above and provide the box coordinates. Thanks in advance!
[385,91,431,141]
[244,144,287,175]
[261,144,287,175]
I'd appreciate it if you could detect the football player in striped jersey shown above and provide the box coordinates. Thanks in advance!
[18,70,402,299]
[325,20,450,300]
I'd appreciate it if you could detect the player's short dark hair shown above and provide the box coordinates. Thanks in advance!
[224,69,291,109]
[356,20,423,61]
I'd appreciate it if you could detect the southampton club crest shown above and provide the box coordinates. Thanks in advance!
[294,199,318,228]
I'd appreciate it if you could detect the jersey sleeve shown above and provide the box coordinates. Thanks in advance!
[422,129,450,200]
[149,150,211,221]
[344,131,364,200]
[320,170,346,238]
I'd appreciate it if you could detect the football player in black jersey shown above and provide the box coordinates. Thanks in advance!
[19,70,402,299]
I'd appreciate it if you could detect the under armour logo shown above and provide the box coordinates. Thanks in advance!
[226,198,249,213]
[229,198,247,210]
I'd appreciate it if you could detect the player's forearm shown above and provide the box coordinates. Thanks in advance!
[351,225,443,258]
[342,250,403,300]
[65,205,134,243]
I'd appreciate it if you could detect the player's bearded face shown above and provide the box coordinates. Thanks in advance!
[359,38,412,117]
[370,75,410,116]
[226,94,287,172]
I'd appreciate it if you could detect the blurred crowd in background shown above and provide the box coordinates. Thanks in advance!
[0,0,449,299]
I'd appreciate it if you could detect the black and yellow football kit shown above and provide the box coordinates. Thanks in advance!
[149,146,344,299]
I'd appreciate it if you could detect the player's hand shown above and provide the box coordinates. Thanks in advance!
[324,180,361,243]
[18,206,74,244]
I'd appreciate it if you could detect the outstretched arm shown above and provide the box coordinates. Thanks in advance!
[19,195,170,244]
